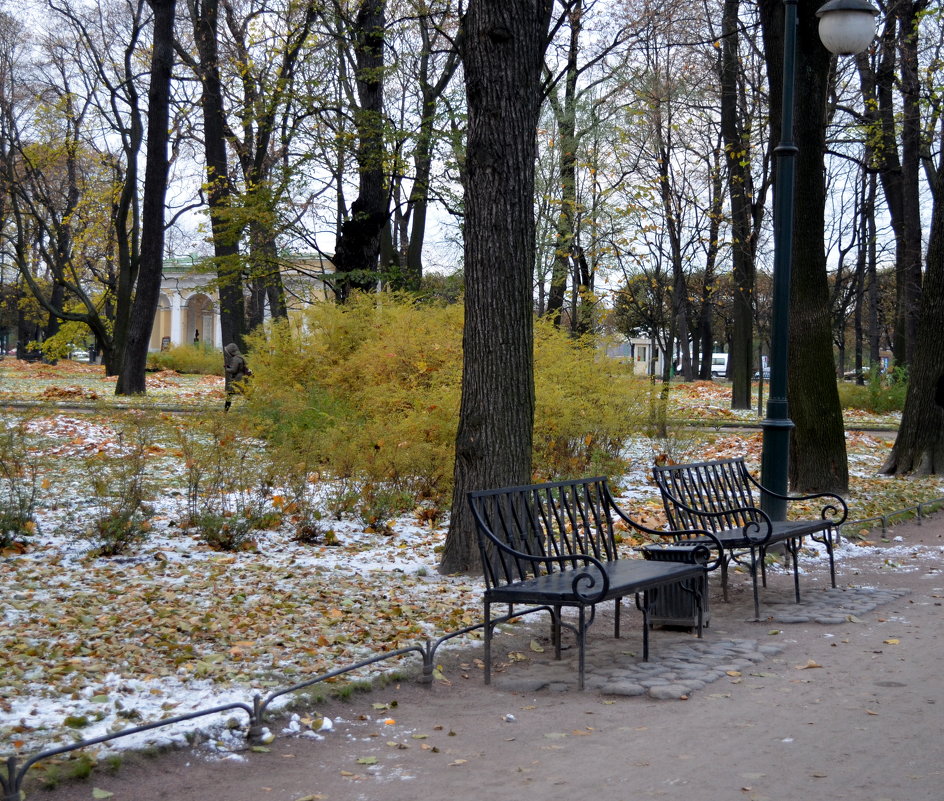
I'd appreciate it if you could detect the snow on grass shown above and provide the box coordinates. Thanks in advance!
[0,362,940,762]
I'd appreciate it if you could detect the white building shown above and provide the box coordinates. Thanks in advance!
[150,255,331,350]
[606,337,669,376]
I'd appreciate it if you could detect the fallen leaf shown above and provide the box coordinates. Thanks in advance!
[92,790,114,800]
[356,756,378,765]
[795,660,823,670]
[883,638,900,645]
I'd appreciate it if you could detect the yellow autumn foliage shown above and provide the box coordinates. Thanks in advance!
[243,293,648,504]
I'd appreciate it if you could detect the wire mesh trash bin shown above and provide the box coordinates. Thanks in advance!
[640,544,711,628]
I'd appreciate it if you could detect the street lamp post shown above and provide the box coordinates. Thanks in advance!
[760,0,878,520]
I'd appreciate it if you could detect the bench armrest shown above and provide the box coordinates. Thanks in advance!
[743,473,849,526]
[601,485,725,569]
[471,520,611,603]
[654,485,774,546]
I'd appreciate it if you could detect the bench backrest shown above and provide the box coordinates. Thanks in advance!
[468,477,619,591]
[653,457,761,532]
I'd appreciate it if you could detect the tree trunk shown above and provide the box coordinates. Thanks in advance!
[440,0,552,574]
[403,18,459,292]
[332,0,387,302]
[760,0,848,494]
[116,0,176,394]
[546,0,581,327]
[192,0,246,349]
[721,0,756,406]
[894,0,925,368]
[881,126,944,473]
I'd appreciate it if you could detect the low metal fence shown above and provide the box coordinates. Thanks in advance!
[0,606,550,801]
[837,496,944,536]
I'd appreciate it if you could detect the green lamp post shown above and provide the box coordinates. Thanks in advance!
[759,0,879,519]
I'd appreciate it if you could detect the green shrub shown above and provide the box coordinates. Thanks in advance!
[172,413,277,538]
[192,511,256,551]
[146,343,223,375]
[244,294,461,504]
[837,369,907,414]
[532,321,645,481]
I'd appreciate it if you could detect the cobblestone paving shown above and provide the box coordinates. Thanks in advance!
[760,585,910,624]
[492,586,909,698]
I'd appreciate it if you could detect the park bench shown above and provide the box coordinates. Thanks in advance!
[652,457,848,620]
[467,476,722,690]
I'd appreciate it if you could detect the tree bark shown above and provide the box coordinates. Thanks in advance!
[440,0,552,574]
[759,0,848,493]
[546,0,581,327]
[401,14,459,292]
[116,0,176,394]
[721,0,757,406]
[881,136,944,473]
[332,0,387,302]
[191,0,246,349]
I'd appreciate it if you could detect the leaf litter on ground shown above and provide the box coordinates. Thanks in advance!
[0,361,941,760]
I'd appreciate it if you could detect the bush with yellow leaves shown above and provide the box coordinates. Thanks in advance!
[243,293,647,508]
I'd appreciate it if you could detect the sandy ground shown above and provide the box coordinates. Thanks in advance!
[24,515,944,801]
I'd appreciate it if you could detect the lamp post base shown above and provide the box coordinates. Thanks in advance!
[760,416,794,521]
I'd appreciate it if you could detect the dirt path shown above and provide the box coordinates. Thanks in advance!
[25,516,944,801]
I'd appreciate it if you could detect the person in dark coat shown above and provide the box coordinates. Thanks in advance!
[223,343,251,411]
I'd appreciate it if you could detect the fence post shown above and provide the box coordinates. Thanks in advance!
[2,755,20,801]
[419,639,434,685]
[246,695,264,744]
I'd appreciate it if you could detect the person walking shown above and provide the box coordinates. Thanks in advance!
[223,343,251,411]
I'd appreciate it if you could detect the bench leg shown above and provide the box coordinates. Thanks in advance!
[678,578,706,637]
[693,578,704,638]
[786,538,801,603]
[826,530,837,588]
[818,528,837,588]
[749,547,761,621]
[635,593,651,661]
[577,606,587,690]
[483,601,493,685]
[614,596,621,639]
[720,554,730,602]
[760,547,768,587]
[552,605,562,660]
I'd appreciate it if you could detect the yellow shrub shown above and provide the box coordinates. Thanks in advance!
[244,294,462,502]
[533,320,645,481]
[243,294,648,504]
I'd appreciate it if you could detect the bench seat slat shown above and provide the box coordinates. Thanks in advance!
[484,560,704,605]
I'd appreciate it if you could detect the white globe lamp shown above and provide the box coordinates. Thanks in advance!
[817,0,880,56]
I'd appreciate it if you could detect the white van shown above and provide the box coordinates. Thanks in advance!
[711,353,728,378]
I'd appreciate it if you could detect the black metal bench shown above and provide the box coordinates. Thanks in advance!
[653,457,848,620]
[468,477,722,690]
